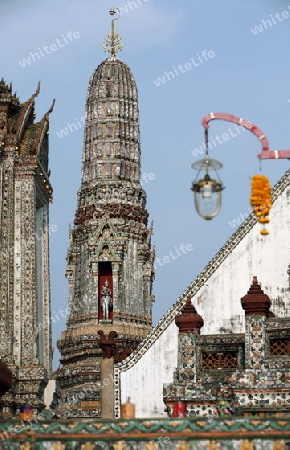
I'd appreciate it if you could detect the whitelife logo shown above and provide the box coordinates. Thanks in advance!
[191,124,248,158]
[153,50,215,87]
[18,31,81,68]
[250,6,290,35]
[119,0,149,16]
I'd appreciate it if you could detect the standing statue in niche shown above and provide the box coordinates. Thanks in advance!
[101,279,113,320]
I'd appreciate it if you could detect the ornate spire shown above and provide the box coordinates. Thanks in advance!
[102,8,124,58]
[175,297,204,334]
[240,276,271,316]
[56,11,155,418]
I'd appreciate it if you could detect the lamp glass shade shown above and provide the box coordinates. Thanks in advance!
[192,178,222,220]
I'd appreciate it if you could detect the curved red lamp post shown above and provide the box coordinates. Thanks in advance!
[201,112,290,160]
[191,112,290,220]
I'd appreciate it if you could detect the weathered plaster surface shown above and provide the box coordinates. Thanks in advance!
[119,170,290,417]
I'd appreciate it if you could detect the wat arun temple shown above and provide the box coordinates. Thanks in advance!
[1,9,290,449]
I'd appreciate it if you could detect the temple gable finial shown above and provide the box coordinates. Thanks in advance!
[102,7,124,58]
[32,81,41,100]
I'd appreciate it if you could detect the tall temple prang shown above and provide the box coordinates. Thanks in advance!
[56,10,155,418]
[0,79,53,418]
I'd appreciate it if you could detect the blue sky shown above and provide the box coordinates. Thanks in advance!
[2,0,290,368]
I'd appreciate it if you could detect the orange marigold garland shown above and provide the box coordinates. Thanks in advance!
[250,174,272,235]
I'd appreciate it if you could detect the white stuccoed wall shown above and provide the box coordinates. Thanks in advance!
[118,170,290,418]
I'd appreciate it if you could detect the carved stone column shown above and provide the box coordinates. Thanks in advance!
[175,297,204,384]
[241,276,271,370]
[163,297,204,415]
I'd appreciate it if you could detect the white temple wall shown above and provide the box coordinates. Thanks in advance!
[198,188,290,335]
[119,177,290,418]
[120,320,178,418]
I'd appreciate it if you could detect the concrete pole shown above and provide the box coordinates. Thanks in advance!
[101,358,114,419]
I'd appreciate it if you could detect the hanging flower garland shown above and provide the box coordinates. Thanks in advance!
[250,174,272,235]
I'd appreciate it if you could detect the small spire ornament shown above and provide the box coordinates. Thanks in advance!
[102,7,124,57]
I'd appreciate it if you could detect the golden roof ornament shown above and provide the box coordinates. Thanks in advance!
[102,7,124,58]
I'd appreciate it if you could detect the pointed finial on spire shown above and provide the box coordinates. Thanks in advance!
[175,297,204,334]
[240,276,271,316]
[102,7,124,58]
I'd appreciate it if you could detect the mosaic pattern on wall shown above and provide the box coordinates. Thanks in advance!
[163,279,290,418]
[0,79,53,417]
[1,418,290,449]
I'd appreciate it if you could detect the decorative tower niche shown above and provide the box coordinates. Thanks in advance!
[56,11,155,418]
[0,79,53,417]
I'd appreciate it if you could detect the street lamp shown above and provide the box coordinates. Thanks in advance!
[191,112,290,220]
[191,149,224,220]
